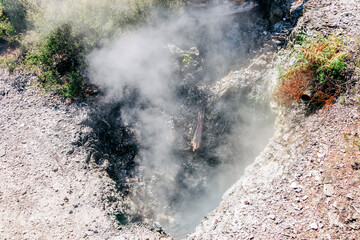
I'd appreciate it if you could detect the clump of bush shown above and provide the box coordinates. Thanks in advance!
[274,34,349,111]
[0,6,15,42]
[0,0,185,99]
[0,0,27,43]
[25,24,86,98]
[0,0,27,31]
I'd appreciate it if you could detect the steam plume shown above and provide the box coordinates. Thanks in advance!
[27,0,275,236]
[88,4,274,237]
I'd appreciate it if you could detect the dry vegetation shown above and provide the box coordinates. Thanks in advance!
[274,34,350,111]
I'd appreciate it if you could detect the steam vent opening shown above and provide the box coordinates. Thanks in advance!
[84,0,276,238]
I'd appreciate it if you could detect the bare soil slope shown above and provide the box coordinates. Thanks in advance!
[0,71,119,239]
[189,0,360,239]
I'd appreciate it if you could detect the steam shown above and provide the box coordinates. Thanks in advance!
[89,28,176,105]
[31,0,274,237]
[24,0,170,46]
[87,4,274,237]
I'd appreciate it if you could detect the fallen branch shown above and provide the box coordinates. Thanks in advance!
[192,107,205,152]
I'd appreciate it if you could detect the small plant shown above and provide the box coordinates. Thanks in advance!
[0,54,17,72]
[344,133,360,153]
[277,65,285,79]
[339,95,345,104]
[274,34,349,111]
[182,53,193,63]
[294,33,308,45]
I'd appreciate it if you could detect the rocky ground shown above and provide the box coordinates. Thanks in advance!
[189,103,360,239]
[189,0,360,239]
[0,71,118,239]
[0,0,360,239]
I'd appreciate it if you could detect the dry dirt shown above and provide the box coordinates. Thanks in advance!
[0,71,118,239]
[189,103,360,239]
[0,72,170,239]
[189,0,360,239]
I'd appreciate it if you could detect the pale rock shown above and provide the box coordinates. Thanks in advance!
[310,223,318,230]
[0,148,5,157]
[323,184,334,197]
[269,214,276,220]
[290,182,303,192]
[346,192,354,200]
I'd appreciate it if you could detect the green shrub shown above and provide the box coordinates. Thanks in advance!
[0,0,28,43]
[5,0,184,99]
[0,0,27,32]
[26,24,86,98]
[62,71,84,98]
[0,5,15,42]
[274,34,349,111]
[39,24,84,74]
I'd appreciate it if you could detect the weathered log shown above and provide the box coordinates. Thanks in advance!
[192,107,205,152]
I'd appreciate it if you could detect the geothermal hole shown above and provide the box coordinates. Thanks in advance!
[84,2,275,237]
